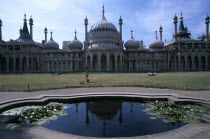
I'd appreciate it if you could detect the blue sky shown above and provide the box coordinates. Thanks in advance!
[0,0,210,48]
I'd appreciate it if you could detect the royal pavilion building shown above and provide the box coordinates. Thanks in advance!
[0,7,209,73]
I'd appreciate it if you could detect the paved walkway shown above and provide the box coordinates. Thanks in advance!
[0,87,210,139]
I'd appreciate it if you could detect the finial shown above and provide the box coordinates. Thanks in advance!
[155,30,158,38]
[74,29,77,40]
[180,11,183,20]
[74,30,77,36]
[24,13,26,19]
[50,30,52,37]
[102,4,105,19]
[130,29,134,39]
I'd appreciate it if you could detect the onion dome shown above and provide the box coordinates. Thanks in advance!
[124,30,139,50]
[149,31,164,50]
[89,5,119,44]
[68,30,83,50]
[44,31,59,50]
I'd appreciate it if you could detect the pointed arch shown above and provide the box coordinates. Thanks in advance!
[180,56,185,70]
[16,58,20,72]
[187,56,192,70]
[101,54,106,71]
[194,56,199,70]
[22,57,27,72]
[110,55,115,71]
[93,55,98,71]
[87,55,91,71]
[201,56,206,70]
[117,55,120,71]
[33,58,38,71]
[9,58,13,72]
[0,55,7,72]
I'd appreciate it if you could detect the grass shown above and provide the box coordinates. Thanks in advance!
[0,72,210,91]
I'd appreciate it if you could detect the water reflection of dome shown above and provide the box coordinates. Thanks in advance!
[88,101,121,122]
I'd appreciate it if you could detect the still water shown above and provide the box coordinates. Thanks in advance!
[2,98,209,137]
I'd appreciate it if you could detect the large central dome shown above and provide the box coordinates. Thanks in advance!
[88,6,120,48]
[90,18,117,32]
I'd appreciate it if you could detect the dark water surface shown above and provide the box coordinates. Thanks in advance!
[41,99,186,137]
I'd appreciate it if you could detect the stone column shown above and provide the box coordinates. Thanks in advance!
[70,61,73,71]
[154,61,156,70]
[185,54,188,70]
[178,55,181,70]
[115,54,117,71]
[98,51,101,71]
[6,54,9,72]
[120,55,123,71]
[106,51,110,71]
[199,56,201,70]
[206,55,208,70]
[61,62,63,71]
[47,62,49,71]
[90,54,93,71]
[27,46,29,72]
[20,54,22,72]
[168,53,171,70]
[13,53,16,72]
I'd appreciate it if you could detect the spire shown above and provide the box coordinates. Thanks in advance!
[130,29,134,39]
[50,30,53,40]
[178,11,185,32]
[102,5,106,20]
[155,30,158,39]
[22,13,29,34]
[74,29,78,40]
[180,11,183,20]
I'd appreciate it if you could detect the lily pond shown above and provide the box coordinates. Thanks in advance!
[1,98,210,137]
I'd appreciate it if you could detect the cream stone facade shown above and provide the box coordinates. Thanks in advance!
[0,8,209,73]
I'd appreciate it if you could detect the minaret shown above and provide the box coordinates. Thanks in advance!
[84,16,88,42]
[0,19,2,41]
[159,25,163,41]
[205,15,209,41]
[44,27,48,42]
[29,16,33,39]
[119,16,123,41]
[173,14,178,40]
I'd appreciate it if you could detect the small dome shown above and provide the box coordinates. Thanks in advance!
[44,31,59,50]
[68,30,83,50]
[124,30,139,50]
[149,31,164,50]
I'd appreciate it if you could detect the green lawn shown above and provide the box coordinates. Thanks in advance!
[0,72,210,91]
